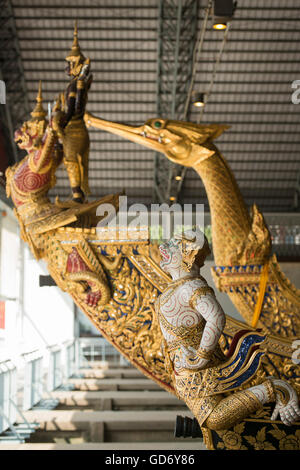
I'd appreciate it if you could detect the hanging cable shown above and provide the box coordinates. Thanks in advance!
[174,0,212,198]
[183,0,212,119]
[197,21,231,123]
[175,2,233,198]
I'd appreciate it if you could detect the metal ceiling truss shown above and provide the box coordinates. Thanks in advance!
[293,171,300,211]
[154,0,237,205]
[0,0,30,164]
[0,68,17,166]
[153,0,199,204]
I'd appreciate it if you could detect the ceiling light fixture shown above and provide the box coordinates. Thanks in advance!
[213,22,227,30]
[213,0,235,30]
[192,92,205,108]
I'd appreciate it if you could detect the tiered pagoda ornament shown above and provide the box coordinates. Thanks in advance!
[53,21,92,204]
[5,26,300,450]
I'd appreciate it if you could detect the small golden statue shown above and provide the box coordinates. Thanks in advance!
[5,83,118,307]
[53,21,92,203]
[155,228,300,431]
[6,81,63,229]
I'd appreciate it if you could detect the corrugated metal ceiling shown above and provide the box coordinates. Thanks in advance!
[10,0,300,211]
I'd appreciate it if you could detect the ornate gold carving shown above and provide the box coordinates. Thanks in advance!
[196,346,214,361]
[50,23,92,199]
[268,425,300,450]
[251,260,269,328]
[7,89,300,440]
[212,256,300,338]
[216,423,249,450]
[174,371,223,425]
[85,113,300,338]
[244,426,277,450]
[205,390,263,431]
[229,204,272,266]
[65,21,87,77]
[128,253,171,291]
[25,199,105,235]
[263,379,276,403]
[202,409,300,450]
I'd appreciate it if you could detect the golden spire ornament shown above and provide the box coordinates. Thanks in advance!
[30,80,47,121]
[65,20,85,65]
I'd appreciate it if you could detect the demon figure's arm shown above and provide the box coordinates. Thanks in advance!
[60,61,92,130]
[180,288,226,370]
[75,62,92,116]
[61,80,76,129]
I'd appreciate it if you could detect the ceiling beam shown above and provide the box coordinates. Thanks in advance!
[153,0,199,204]
[0,0,30,165]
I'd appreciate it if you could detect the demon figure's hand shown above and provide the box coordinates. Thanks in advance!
[269,377,300,426]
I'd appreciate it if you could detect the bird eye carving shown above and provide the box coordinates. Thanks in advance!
[153,120,163,129]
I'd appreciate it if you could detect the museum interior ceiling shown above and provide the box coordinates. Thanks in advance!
[1,0,300,211]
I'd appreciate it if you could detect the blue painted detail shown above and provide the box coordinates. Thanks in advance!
[224,352,265,391]
[214,264,263,273]
[218,333,266,381]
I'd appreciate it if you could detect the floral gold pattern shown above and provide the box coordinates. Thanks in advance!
[204,407,300,450]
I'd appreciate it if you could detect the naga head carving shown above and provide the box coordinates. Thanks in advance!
[84,113,229,167]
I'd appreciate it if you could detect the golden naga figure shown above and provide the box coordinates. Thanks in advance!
[84,113,300,340]
[155,228,300,434]
[53,22,92,203]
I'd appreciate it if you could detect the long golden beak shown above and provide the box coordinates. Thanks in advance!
[84,112,164,152]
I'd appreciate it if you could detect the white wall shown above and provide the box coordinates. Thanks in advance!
[0,202,75,364]
[0,207,20,346]
[22,248,75,351]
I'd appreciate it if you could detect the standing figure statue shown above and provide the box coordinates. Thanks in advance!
[53,21,92,203]
[156,228,300,431]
